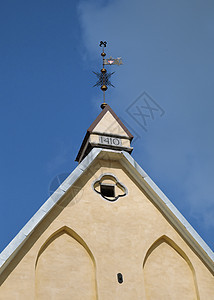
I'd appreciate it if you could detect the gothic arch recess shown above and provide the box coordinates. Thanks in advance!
[143,235,199,300]
[35,226,97,300]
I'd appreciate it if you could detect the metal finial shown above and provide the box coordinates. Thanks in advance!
[93,41,122,109]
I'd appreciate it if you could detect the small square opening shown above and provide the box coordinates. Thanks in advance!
[100,184,115,197]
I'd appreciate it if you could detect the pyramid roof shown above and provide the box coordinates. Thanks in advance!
[75,104,133,162]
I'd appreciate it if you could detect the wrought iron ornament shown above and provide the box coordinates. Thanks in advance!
[93,41,123,109]
[93,71,115,88]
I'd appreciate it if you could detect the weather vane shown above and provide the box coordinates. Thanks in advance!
[93,41,123,109]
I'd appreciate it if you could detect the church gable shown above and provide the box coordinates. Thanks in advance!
[76,105,133,163]
[0,148,213,299]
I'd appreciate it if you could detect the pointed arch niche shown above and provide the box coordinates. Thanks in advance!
[35,227,97,300]
[143,236,199,300]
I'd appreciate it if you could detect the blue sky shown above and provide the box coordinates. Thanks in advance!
[0,0,213,253]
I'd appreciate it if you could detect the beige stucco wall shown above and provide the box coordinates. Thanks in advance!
[0,158,213,299]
